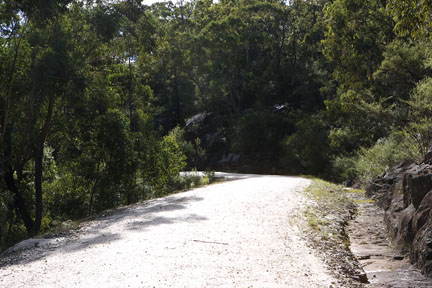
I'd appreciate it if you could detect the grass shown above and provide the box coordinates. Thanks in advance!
[301,179,368,286]
[303,179,361,246]
[304,206,330,231]
[352,198,374,205]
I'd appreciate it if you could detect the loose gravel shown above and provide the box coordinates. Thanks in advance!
[0,174,337,288]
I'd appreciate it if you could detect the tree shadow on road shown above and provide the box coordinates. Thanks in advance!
[127,214,207,231]
[0,194,206,268]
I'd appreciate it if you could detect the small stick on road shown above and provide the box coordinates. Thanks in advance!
[192,240,229,245]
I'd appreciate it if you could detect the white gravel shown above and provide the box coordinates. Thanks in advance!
[0,174,337,287]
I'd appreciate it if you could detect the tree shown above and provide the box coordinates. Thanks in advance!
[373,39,432,102]
[1,1,95,235]
[387,0,432,38]
[402,77,432,155]
[322,0,394,89]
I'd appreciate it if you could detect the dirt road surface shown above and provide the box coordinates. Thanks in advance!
[0,174,337,287]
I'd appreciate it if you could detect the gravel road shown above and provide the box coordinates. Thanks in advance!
[0,174,337,287]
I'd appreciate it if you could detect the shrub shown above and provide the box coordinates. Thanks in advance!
[331,155,358,182]
[44,172,90,220]
[280,113,330,175]
[342,132,420,185]
[403,77,432,155]
[168,126,203,169]
[172,173,210,191]
[152,133,187,196]
[232,110,293,160]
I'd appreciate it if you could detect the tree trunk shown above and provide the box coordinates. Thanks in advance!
[4,170,35,236]
[33,142,44,234]
[33,94,55,234]
[3,127,35,236]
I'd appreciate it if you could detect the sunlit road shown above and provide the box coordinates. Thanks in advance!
[0,173,336,287]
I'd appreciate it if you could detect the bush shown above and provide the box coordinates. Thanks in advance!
[280,113,330,176]
[152,133,187,196]
[168,126,203,169]
[232,110,293,160]
[44,172,90,220]
[403,77,432,155]
[335,132,420,185]
[172,173,210,191]
[331,155,358,182]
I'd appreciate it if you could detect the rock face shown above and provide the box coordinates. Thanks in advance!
[366,155,432,277]
[184,112,233,169]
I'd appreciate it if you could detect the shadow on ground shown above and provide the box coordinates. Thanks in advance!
[0,194,206,268]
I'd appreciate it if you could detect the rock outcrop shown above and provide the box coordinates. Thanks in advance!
[183,112,233,169]
[366,153,432,277]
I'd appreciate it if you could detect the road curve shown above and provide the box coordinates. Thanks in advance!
[0,174,337,287]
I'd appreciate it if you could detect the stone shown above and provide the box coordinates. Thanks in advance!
[365,157,432,277]
[353,271,369,284]
[184,112,222,147]
[399,204,416,243]
[183,112,227,168]
[422,149,432,165]
[403,173,432,209]
[410,221,432,277]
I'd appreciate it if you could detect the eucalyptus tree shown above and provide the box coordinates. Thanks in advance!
[321,0,396,155]
[387,0,432,38]
[0,0,78,236]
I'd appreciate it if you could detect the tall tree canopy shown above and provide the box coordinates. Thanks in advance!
[1,0,432,248]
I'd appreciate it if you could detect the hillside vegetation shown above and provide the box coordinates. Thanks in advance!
[1,0,431,249]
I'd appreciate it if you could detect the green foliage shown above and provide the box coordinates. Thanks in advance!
[322,0,394,88]
[232,110,293,160]
[280,113,330,175]
[2,0,432,250]
[356,135,419,184]
[326,85,398,158]
[387,0,432,38]
[374,39,432,102]
[151,133,187,196]
[45,172,90,220]
[172,173,210,192]
[402,77,432,155]
[331,155,358,182]
[333,132,420,184]
[168,126,197,169]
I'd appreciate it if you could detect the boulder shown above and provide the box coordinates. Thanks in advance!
[184,112,223,149]
[410,219,432,277]
[403,173,432,209]
[366,157,432,277]
[422,150,432,165]
[183,112,232,168]
[413,190,432,233]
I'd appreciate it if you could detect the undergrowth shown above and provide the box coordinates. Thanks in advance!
[304,179,356,245]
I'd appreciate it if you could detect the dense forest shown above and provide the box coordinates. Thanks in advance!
[1,0,431,249]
